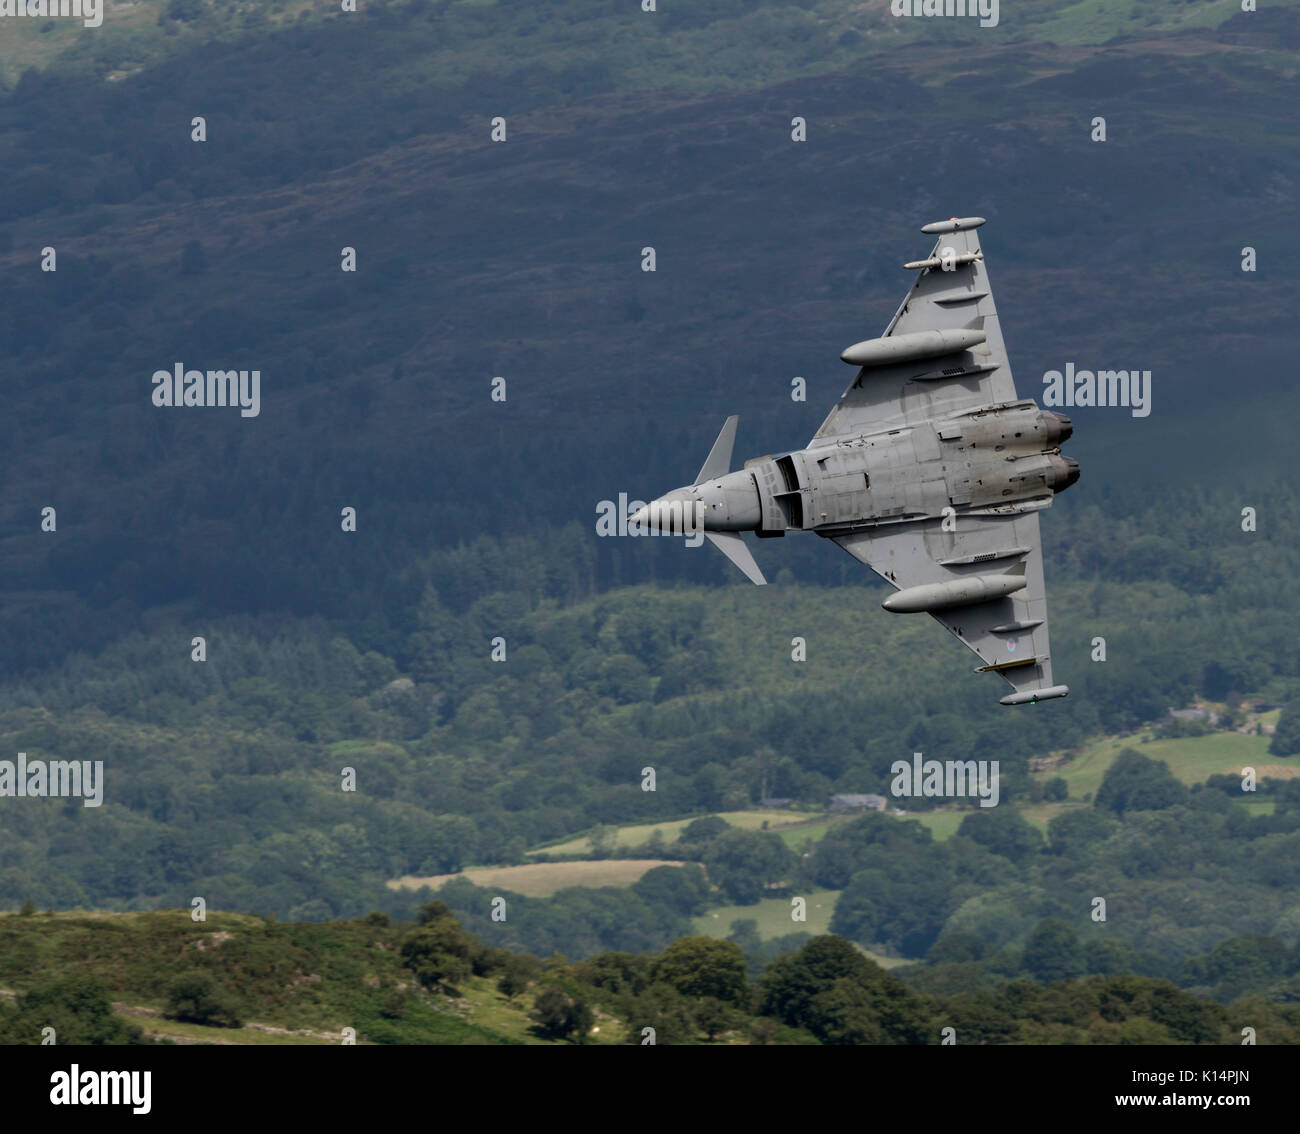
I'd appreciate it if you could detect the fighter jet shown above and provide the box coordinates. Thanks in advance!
[632,218,1077,706]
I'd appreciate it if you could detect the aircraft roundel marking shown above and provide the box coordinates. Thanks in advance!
[1006,639,1016,652]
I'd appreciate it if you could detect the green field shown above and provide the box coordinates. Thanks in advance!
[691,891,905,970]
[1239,798,1277,817]
[389,859,685,898]
[693,890,839,941]
[528,801,1068,864]
[532,810,815,857]
[773,818,840,850]
[1035,731,1287,800]
[897,806,1072,842]
[1013,801,1076,837]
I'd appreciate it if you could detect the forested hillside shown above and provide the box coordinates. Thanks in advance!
[3,475,1300,986]
[0,0,1296,675]
[3,906,1297,1045]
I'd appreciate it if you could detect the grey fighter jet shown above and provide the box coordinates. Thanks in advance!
[632,218,1078,706]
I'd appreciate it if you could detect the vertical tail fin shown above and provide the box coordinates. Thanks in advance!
[696,415,739,483]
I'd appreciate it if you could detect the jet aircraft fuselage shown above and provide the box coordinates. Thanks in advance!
[631,217,1080,706]
[643,403,1077,538]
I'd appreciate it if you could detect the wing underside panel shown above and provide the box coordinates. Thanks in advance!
[813,226,1019,442]
[833,511,1061,701]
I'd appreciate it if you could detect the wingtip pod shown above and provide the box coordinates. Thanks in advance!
[1000,684,1070,707]
[920,216,986,234]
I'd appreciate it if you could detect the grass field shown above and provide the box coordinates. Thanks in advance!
[1017,802,1074,834]
[692,890,839,941]
[773,818,840,850]
[432,975,624,1046]
[533,805,1010,862]
[1035,731,1284,799]
[387,859,685,898]
[532,810,815,856]
[1240,798,1277,817]
[690,890,905,970]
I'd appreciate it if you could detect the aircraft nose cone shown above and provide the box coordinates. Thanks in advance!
[632,489,699,534]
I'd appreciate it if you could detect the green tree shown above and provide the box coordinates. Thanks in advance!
[416,900,455,925]
[164,972,244,1028]
[679,815,730,845]
[1270,702,1300,756]
[956,809,1044,864]
[497,955,537,1001]
[810,977,892,1044]
[1083,937,1141,976]
[574,951,653,996]
[652,936,748,1005]
[809,811,933,889]
[1022,918,1084,984]
[3,976,148,1045]
[695,996,742,1041]
[927,932,987,964]
[399,915,475,992]
[938,994,1019,1044]
[619,981,697,1045]
[757,935,930,1044]
[1043,777,1069,802]
[702,829,796,905]
[1095,749,1188,814]
[632,863,711,916]
[1047,808,1118,856]
[1202,936,1285,999]
[530,986,593,1043]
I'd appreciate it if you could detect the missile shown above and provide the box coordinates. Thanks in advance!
[882,572,1027,614]
[904,251,983,271]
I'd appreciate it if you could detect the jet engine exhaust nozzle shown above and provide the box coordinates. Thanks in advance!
[1046,454,1080,493]
[1039,411,1073,446]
